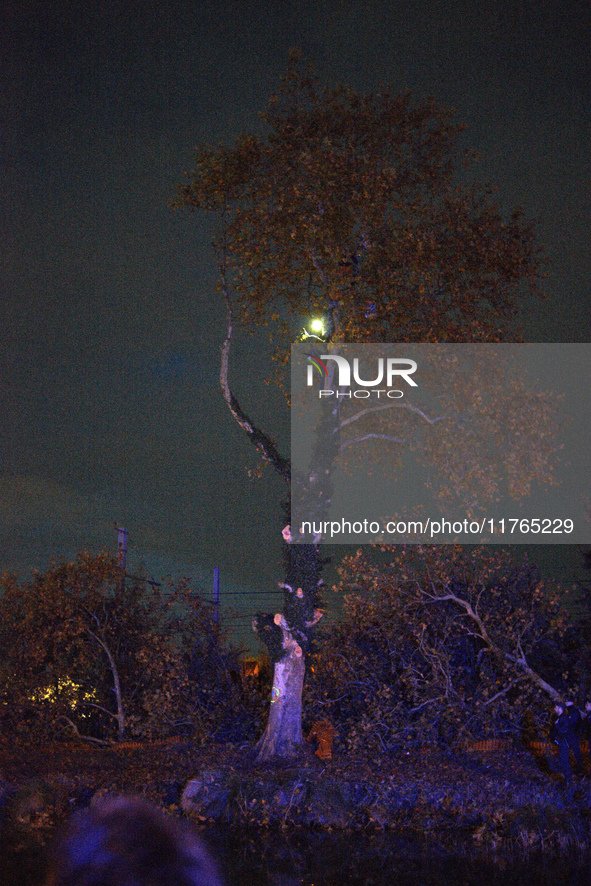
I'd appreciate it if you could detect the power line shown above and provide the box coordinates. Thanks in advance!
[200,590,282,599]
[223,616,262,622]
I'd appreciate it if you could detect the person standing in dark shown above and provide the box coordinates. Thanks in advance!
[582,701,591,773]
[566,699,582,736]
[551,702,583,787]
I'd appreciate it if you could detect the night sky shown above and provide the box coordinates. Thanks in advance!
[2,0,591,644]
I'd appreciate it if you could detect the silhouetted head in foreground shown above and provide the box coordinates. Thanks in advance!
[47,795,223,886]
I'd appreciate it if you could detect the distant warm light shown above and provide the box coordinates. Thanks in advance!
[31,677,98,714]
[309,318,325,334]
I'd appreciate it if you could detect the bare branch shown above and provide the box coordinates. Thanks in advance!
[408,697,441,716]
[341,433,407,449]
[85,627,126,740]
[55,715,112,747]
[338,401,446,429]
[307,251,329,286]
[82,701,120,720]
[421,586,561,701]
[481,675,528,707]
[217,250,291,484]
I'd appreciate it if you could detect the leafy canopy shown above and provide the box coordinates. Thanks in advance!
[179,57,542,344]
[0,554,250,744]
[308,545,567,751]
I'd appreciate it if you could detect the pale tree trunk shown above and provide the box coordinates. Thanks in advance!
[218,271,328,762]
[256,616,306,762]
[86,627,126,741]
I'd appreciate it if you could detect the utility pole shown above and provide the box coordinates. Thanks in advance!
[115,526,128,569]
[114,525,128,592]
[213,566,220,626]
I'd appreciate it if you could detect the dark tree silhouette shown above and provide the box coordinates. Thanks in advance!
[177,56,547,760]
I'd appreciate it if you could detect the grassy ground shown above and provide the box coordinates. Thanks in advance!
[0,736,590,885]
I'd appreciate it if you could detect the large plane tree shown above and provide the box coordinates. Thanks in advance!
[177,57,548,761]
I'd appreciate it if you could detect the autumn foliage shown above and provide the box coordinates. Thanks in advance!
[175,57,553,760]
[307,546,569,752]
[0,547,585,754]
[179,56,542,344]
[0,554,251,745]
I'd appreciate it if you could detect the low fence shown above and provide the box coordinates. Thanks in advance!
[467,739,590,754]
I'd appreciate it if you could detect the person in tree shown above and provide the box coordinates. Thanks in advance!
[550,702,583,787]
[177,57,551,762]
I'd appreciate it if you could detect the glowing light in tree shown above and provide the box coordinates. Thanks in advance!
[300,317,327,341]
